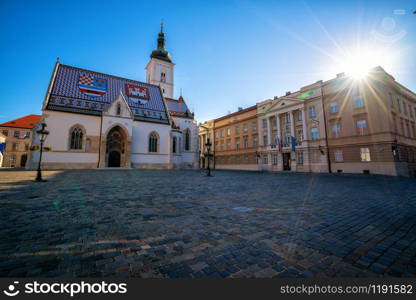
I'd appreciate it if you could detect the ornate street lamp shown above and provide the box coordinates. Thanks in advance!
[35,122,49,182]
[205,138,213,177]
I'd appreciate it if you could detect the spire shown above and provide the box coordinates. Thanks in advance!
[150,22,172,63]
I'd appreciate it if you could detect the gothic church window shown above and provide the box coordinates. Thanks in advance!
[184,129,190,151]
[70,127,83,150]
[149,132,158,153]
[116,103,121,116]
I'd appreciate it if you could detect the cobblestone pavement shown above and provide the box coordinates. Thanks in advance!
[0,169,415,278]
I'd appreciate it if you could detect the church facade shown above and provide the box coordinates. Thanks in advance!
[28,26,198,170]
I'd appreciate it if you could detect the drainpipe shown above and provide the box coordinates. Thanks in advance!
[97,112,103,168]
[320,83,332,173]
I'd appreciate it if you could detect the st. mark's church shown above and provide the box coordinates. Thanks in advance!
[28,25,198,169]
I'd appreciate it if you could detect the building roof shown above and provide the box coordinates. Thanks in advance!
[214,105,257,122]
[165,97,194,118]
[0,114,42,129]
[45,63,170,124]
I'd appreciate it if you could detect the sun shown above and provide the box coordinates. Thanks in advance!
[343,52,379,79]
[332,46,392,80]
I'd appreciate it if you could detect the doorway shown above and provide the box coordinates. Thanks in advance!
[20,154,27,167]
[283,153,291,171]
[108,151,121,167]
[106,126,126,167]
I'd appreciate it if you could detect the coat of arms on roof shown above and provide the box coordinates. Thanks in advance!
[125,84,150,104]
[78,74,107,97]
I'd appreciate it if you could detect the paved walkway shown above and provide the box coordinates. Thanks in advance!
[0,169,415,278]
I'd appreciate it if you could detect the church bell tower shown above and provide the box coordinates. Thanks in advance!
[146,23,175,98]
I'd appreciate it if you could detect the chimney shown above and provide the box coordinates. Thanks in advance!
[285,91,291,96]
[336,72,345,78]
[238,107,243,111]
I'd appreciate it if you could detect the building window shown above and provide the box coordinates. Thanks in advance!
[252,121,257,131]
[243,138,248,148]
[215,130,219,138]
[221,129,224,137]
[243,123,248,132]
[311,127,319,140]
[226,139,231,150]
[356,120,367,135]
[244,155,249,164]
[334,149,343,162]
[360,147,371,162]
[263,135,268,146]
[253,137,257,147]
[235,138,240,150]
[226,128,231,136]
[24,144,29,151]
[262,119,267,129]
[297,152,303,164]
[25,132,30,138]
[284,113,290,124]
[405,122,410,137]
[172,136,177,153]
[116,103,121,116]
[297,129,303,142]
[297,111,303,121]
[160,72,166,83]
[332,124,341,138]
[272,154,278,165]
[2,130,8,136]
[262,155,268,164]
[353,95,365,108]
[220,141,224,151]
[184,129,190,151]
[329,101,339,113]
[235,126,239,134]
[409,104,414,118]
[411,123,416,138]
[397,98,401,113]
[285,133,291,145]
[236,156,241,164]
[70,127,83,150]
[12,143,18,151]
[309,106,316,118]
[148,132,158,152]
[389,93,394,108]
[14,131,20,138]
[403,102,408,115]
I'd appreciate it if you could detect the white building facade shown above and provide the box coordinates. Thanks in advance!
[28,26,198,170]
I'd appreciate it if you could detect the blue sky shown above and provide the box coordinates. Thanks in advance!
[1,0,415,123]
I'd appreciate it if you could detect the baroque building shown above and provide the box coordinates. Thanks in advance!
[28,25,198,169]
[0,114,42,168]
[199,67,416,176]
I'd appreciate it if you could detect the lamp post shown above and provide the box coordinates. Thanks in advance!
[205,138,213,177]
[35,122,49,182]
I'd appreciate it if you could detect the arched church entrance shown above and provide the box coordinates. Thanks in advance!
[106,126,126,168]
[108,151,120,167]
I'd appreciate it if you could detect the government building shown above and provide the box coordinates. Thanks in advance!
[28,25,198,170]
[199,67,416,177]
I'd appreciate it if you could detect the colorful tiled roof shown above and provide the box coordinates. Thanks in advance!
[0,114,42,129]
[46,64,170,124]
[165,97,193,118]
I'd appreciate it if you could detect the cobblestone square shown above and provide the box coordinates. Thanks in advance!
[0,169,415,278]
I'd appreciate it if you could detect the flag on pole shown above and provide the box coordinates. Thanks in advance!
[291,136,297,152]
